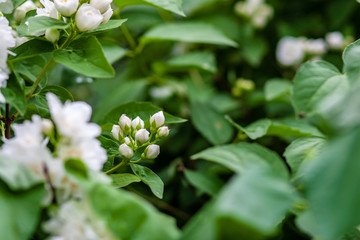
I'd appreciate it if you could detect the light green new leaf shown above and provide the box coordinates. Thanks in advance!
[130,164,164,199]
[291,61,349,116]
[53,36,115,78]
[24,16,70,35]
[141,22,238,47]
[154,51,217,74]
[114,0,185,16]
[102,101,187,125]
[191,142,289,179]
[302,128,360,240]
[264,79,292,101]
[283,137,326,175]
[182,168,296,239]
[111,173,141,188]
[184,169,223,196]
[191,102,234,145]
[227,117,323,140]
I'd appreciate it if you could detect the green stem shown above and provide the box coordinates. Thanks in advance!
[120,24,137,50]
[105,159,128,174]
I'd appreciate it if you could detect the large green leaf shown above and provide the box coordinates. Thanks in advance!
[191,102,234,145]
[102,101,187,125]
[110,173,141,188]
[114,0,185,16]
[86,182,181,240]
[184,169,223,196]
[8,39,53,62]
[264,79,292,101]
[130,164,164,199]
[343,39,360,84]
[22,16,70,35]
[191,142,289,179]
[227,117,323,140]
[53,36,115,78]
[301,128,360,240]
[141,22,238,47]
[291,61,349,116]
[182,168,296,239]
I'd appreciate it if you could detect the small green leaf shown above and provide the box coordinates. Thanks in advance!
[38,85,74,102]
[130,164,164,199]
[24,16,70,35]
[86,19,128,34]
[110,173,141,188]
[191,142,289,179]
[2,74,26,115]
[184,169,223,196]
[191,102,234,145]
[9,39,53,62]
[114,0,185,16]
[53,36,115,78]
[141,22,238,47]
[264,79,292,101]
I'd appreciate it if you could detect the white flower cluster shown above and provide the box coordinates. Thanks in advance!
[276,32,347,67]
[0,0,13,14]
[16,0,113,43]
[234,0,273,28]
[1,93,107,203]
[0,16,16,103]
[111,111,169,161]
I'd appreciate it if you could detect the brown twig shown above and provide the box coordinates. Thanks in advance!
[0,103,16,139]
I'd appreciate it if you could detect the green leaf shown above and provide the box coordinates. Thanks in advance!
[283,136,326,175]
[343,39,360,84]
[184,169,223,196]
[0,156,42,191]
[14,0,26,8]
[65,159,88,179]
[53,36,115,78]
[154,51,217,74]
[2,74,26,115]
[264,79,292,101]
[102,44,128,65]
[242,37,268,67]
[191,102,234,145]
[85,182,181,240]
[13,55,48,84]
[227,117,324,140]
[86,19,128,34]
[102,101,187,125]
[141,22,238,47]
[302,128,360,240]
[110,173,141,188]
[130,164,164,199]
[182,168,296,239]
[114,0,185,16]
[8,39,53,62]
[291,61,349,116]
[24,16,70,35]
[0,183,45,240]
[38,85,74,102]
[191,142,289,179]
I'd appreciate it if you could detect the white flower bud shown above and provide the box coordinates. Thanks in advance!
[111,125,122,141]
[143,144,160,159]
[118,143,134,159]
[131,116,144,131]
[75,3,103,32]
[101,6,112,24]
[54,0,79,17]
[45,28,60,43]
[304,39,327,56]
[135,129,149,145]
[157,126,169,138]
[325,32,344,50]
[41,118,54,135]
[150,111,165,130]
[14,0,36,23]
[90,0,112,14]
[119,114,131,134]
[276,36,306,67]
[124,137,131,145]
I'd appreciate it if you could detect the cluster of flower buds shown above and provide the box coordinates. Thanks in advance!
[111,111,170,161]
[234,0,273,29]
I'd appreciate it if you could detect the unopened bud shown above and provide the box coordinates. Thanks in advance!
[150,111,165,131]
[101,6,112,24]
[111,125,122,141]
[157,126,169,138]
[41,119,54,135]
[14,0,36,23]
[118,143,133,159]
[135,129,149,145]
[54,0,79,17]
[90,0,112,14]
[119,114,131,135]
[142,144,160,159]
[131,116,144,131]
[75,3,103,32]
[45,28,60,43]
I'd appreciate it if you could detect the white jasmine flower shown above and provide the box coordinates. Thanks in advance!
[304,38,327,55]
[150,111,165,130]
[111,124,122,141]
[75,3,103,32]
[41,118,54,135]
[325,31,344,50]
[118,143,134,159]
[45,28,60,43]
[37,0,58,18]
[276,36,306,67]
[157,126,169,138]
[0,0,13,14]
[119,114,131,134]
[101,6,113,24]
[46,93,101,141]
[135,129,149,145]
[131,116,144,131]
[14,0,37,23]
[44,200,116,240]
[90,0,112,14]
[54,0,79,17]
[143,144,160,159]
